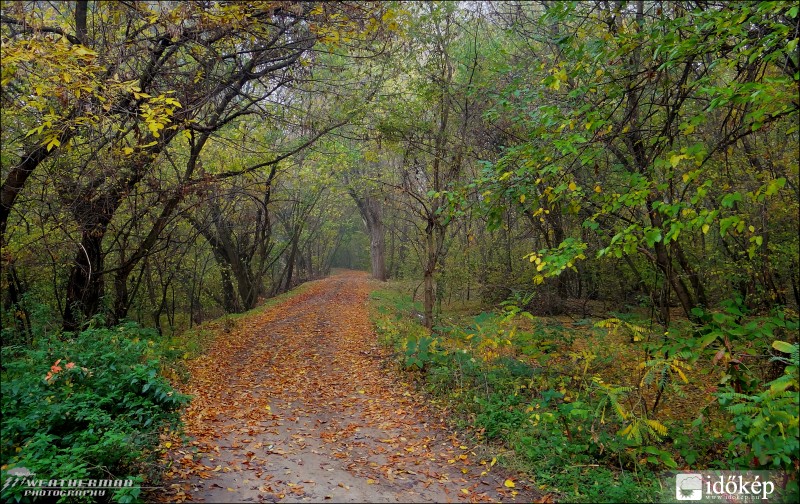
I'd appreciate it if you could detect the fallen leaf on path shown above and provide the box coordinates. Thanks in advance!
[154,272,540,504]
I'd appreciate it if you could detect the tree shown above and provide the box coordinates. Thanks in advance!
[1,1,396,329]
[483,0,798,322]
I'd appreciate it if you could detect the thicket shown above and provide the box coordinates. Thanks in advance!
[1,323,188,503]
[372,286,798,502]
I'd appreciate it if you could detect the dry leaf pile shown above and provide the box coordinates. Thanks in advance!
[155,271,541,503]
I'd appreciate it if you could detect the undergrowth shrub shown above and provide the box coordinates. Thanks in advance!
[718,341,798,474]
[1,322,189,503]
[372,286,799,501]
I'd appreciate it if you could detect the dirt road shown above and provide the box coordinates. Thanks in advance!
[158,271,539,503]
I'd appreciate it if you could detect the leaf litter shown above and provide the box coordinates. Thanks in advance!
[154,271,541,503]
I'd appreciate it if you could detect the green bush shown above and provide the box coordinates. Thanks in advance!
[1,322,189,503]
[475,392,527,439]
[718,340,799,471]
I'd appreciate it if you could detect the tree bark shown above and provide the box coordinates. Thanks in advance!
[423,220,436,329]
[283,230,300,293]
[75,0,88,45]
[646,197,697,320]
[63,225,107,331]
[349,191,386,281]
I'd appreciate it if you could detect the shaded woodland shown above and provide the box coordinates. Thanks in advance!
[1,1,798,502]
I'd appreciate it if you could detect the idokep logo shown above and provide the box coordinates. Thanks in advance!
[675,473,703,500]
[663,470,786,503]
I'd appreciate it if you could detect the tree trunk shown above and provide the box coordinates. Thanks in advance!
[63,227,106,331]
[370,218,386,281]
[387,224,396,279]
[219,265,240,313]
[647,198,697,320]
[673,242,708,306]
[350,191,386,281]
[75,0,88,45]
[422,220,436,329]
[283,232,299,293]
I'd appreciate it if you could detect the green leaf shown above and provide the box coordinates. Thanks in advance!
[772,340,796,354]
[720,216,740,237]
[643,228,662,248]
[660,452,678,468]
[698,332,719,348]
[721,192,742,208]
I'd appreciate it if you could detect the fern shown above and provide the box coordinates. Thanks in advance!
[619,417,667,444]
[726,403,760,415]
[645,418,668,437]
[717,340,799,469]
[639,356,691,388]
[592,376,633,424]
[595,317,649,342]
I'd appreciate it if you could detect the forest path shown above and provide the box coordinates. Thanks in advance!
[158,270,539,503]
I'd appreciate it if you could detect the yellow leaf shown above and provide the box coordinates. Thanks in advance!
[123,147,134,155]
[519,194,526,203]
[164,441,172,448]
[702,224,710,234]
[669,154,687,168]
[594,185,602,193]
[504,479,515,488]
[568,182,577,191]
[461,489,469,495]
[366,478,376,485]
[490,457,497,467]
[672,364,689,384]
[646,419,667,436]
[264,405,271,412]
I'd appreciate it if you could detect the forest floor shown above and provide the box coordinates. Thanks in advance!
[155,270,541,503]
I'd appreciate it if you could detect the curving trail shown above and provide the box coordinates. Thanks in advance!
[158,270,539,503]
